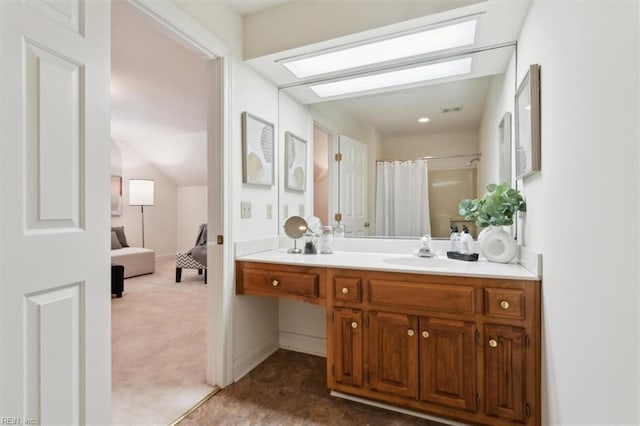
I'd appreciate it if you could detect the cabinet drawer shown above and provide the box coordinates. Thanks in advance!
[334,277,361,303]
[242,268,319,298]
[485,288,525,319]
[368,280,475,314]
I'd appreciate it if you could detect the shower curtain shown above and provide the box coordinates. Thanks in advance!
[375,159,431,237]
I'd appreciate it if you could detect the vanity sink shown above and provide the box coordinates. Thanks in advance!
[382,256,458,268]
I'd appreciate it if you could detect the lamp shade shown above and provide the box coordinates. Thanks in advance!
[129,179,154,206]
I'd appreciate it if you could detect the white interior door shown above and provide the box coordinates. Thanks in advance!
[1,2,111,424]
[339,135,368,236]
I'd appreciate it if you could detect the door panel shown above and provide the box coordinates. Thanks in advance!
[1,2,111,424]
[368,311,418,398]
[339,135,367,236]
[333,308,363,387]
[420,317,476,411]
[485,324,527,422]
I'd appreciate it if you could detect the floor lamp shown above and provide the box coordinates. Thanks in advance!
[129,179,154,248]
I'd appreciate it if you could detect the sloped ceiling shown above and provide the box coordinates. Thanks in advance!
[111,2,208,186]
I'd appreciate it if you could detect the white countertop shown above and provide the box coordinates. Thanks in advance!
[236,249,540,281]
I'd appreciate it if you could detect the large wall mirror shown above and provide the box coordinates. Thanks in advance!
[278,44,517,239]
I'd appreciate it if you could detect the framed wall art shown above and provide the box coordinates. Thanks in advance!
[284,131,307,192]
[241,111,274,186]
[111,175,122,216]
[515,64,541,179]
[498,112,512,184]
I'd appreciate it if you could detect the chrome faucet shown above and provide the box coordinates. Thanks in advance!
[416,234,434,257]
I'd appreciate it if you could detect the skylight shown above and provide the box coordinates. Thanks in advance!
[282,20,477,79]
[309,57,472,98]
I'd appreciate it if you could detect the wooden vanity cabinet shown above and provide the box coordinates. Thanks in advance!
[235,261,540,425]
[327,269,541,426]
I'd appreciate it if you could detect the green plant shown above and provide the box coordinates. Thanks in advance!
[458,183,526,228]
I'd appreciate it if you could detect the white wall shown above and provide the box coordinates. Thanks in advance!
[278,91,313,226]
[516,2,639,424]
[177,186,207,251]
[478,54,516,192]
[382,130,479,167]
[111,139,178,257]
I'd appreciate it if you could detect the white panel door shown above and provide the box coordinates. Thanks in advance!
[1,2,111,425]
[339,135,368,236]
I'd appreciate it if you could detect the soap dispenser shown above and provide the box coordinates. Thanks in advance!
[450,225,461,252]
[460,225,473,253]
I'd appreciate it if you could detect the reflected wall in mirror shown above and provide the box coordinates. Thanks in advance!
[280,45,517,239]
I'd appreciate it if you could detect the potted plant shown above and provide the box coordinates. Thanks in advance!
[458,183,526,263]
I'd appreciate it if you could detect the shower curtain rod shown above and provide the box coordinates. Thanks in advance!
[376,153,481,163]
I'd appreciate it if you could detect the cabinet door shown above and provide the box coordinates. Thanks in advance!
[368,311,418,398]
[485,324,527,422]
[419,317,477,411]
[333,308,364,387]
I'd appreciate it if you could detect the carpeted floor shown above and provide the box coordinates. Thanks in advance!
[112,258,214,426]
[180,349,445,426]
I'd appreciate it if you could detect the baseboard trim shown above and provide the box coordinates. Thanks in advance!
[232,331,279,381]
[279,331,326,357]
[330,391,466,426]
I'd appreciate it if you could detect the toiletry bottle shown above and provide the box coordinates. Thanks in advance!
[450,225,460,252]
[460,226,473,253]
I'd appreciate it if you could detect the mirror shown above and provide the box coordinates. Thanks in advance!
[283,215,308,253]
[279,44,516,239]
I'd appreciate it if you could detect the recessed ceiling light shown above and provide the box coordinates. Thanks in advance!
[282,19,477,79]
[418,117,430,123]
[309,57,472,98]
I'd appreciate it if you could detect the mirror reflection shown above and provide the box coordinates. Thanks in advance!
[280,45,516,239]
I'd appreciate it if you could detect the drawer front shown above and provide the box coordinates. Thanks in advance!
[485,288,525,319]
[243,268,319,298]
[334,277,362,303]
[368,280,475,314]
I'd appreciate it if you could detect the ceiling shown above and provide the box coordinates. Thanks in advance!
[111,2,209,186]
[227,0,293,15]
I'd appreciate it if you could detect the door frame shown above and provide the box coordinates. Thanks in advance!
[125,0,234,387]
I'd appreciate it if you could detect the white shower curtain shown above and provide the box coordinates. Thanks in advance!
[375,159,431,237]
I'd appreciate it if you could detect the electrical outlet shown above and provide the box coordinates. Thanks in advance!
[299,204,305,217]
[266,204,273,220]
[240,201,252,219]
[283,204,289,218]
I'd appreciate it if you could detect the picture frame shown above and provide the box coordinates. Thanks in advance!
[498,112,512,184]
[515,64,541,179]
[241,111,274,186]
[110,175,122,216]
[284,131,307,192]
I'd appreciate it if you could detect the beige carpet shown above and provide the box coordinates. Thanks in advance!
[112,258,214,426]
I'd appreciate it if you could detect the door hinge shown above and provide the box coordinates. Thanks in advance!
[332,365,335,377]
[525,403,531,417]
[525,335,530,348]
[331,311,335,323]
[335,152,343,162]
[216,234,224,245]
[365,316,369,328]
[335,213,342,222]
[475,329,480,344]
[476,393,480,409]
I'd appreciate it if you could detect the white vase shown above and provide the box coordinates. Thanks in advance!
[480,226,517,263]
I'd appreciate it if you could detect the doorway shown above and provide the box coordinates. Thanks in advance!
[110,1,230,424]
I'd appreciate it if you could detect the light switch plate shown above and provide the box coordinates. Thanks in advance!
[266,204,273,220]
[298,204,305,216]
[240,201,251,219]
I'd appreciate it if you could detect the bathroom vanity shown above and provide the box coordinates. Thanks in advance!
[236,250,540,426]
